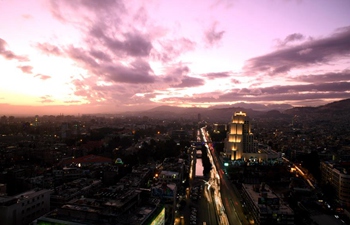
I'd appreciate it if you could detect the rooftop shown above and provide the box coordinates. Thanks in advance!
[242,183,293,215]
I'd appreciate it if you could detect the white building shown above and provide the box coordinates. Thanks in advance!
[0,189,52,225]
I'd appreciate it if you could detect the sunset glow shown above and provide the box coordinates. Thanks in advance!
[1,0,350,115]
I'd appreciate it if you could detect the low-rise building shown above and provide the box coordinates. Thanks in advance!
[241,183,294,225]
[0,189,52,225]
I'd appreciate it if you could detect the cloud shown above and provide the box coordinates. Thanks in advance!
[43,0,228,109]
[151,37,196,62]
[275,33,305,47]
[89,49,112,62]
[66,46,99,70]
[202,71,241,84]
[231,78,241,84]
[63,100,82,104]
[36,42,62,56]
[244,26,350,75]
[39,95,54,103]
[22,14,33,19]
[104,59,156,84]
[162,64,190,84]
[204,72,231,79]
[284,33,305,42]
[35,74,52,80]
[0,38,28,61]
[49,0,125,23]
[89,25,153,58]
[71,76,159,108]
[108,32,153,57]
[204,21,225,47]
[171,76,205,88]
[254,82,350,95]
[292,70,350,84]
[18,65,33,74]
[158,81,350,105]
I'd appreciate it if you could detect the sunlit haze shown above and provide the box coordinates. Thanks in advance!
[1,0,350,115]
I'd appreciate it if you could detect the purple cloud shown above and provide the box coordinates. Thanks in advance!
[171,76,205,88]
[162,65,190,84]
[104,59,156,84]
[0,38,28,61]
[89,25,153,58]
[35,74,52,80]
[245,26,350,75]
[151,38,196,62]
[204,72,231,79]
[292,70,350,83]
[276,33,305,47]
[36,42,62,56]
[18,65,33,74]
[66,46,99,71]
[231,78,241,84]
[49,0,125,23]
[158,81,350,105]
[254,82,350,95]
[204,22,225,47]
[89,49,112,62]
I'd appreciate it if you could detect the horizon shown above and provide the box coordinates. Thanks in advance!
[1,97,349,117]
[1,0,350,116]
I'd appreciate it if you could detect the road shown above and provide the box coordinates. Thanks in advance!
[175,143,218,225]
[201,127,250,225]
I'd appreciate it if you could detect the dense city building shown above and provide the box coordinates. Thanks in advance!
[320,161,350,207]
[241,183,294,225]
[1,98,350,224]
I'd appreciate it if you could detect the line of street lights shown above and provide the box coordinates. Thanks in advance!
[201,127,230,225]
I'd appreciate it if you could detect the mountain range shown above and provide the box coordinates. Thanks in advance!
[130,98,350,122]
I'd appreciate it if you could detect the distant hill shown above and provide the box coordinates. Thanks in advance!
[284,98,350,116]
[134,98,350,122]
[208,102,293,111]
[142,105,281,122]
[317,98,350,111]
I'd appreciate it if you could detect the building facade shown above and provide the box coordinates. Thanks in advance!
[241,183,294,225]
[320,161,350,207]
[0,189,52,225]
[224,111,255,160]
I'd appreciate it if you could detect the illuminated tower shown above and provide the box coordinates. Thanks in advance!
[225,111,254,160]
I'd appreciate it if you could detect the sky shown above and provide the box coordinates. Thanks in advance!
[1,0,350,116]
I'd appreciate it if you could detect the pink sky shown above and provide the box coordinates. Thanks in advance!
[1,0,350,115]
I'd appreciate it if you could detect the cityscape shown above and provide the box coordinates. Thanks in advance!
[1,0,350,225]
[0,98,350,225]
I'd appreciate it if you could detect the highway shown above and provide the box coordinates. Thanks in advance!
[177,127,251,225]
[200,126,250,225]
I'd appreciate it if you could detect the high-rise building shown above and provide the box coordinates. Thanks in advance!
[224,111,255,160]
[320,161,350,207]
